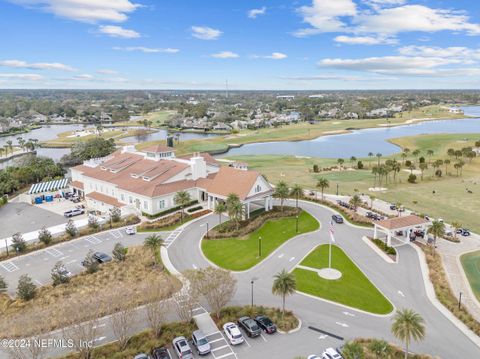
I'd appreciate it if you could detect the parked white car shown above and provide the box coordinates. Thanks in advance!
[64,208,84,218]
[223,322,244,345]
[322,347,343,359]
[125,226,136,235]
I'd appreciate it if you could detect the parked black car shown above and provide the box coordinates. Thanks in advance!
[366,211,383,221]
[93,252,112,263]
[332,214,344,224]
[456,228,471,236]
[255,315,277,334]
[151,347,171,359]
[238,316,261,337]
[389,204,397,210]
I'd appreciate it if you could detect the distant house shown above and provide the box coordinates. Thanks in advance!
[448,107,464,114]
[213,122,232,131]
[276,95,295,100]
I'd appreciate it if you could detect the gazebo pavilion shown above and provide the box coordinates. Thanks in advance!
[374,215,430,247]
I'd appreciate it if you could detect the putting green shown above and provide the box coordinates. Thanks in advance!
[293,244,393,315]
[461,250,480,302]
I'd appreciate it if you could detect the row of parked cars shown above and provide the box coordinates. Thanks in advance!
[135,315,277,359]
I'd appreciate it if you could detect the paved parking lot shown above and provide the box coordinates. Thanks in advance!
[0,228,163,295]
[0,202,68,239]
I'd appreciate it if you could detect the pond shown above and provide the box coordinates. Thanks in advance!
[221,107,480,159]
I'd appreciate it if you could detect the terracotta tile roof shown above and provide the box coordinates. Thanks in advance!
[142,144,176,153]
[70,180,84,190]
[375,215,428,230]
[206,167,264,200]
[86,192,125,207]
[178,152,219,166]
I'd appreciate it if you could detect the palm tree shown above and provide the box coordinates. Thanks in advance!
[391,308,426,359]
[290,184,303,208]
[369,195,376,209]
[17,137,25,152]
[451,221,461,240]
[349,156,357,167]
[412,149,421,164]
[272,269,296,318]
[426,149,434,163]
[226,193,243,226]
[214,202,226,225]
[274,181,289,212]
[419,163,428,180]
[143,234,164,267]
[428,220,445,253]
[174,190,191,222]
[341,341,364,359]
[349,194,362,212]
[368,339,393,359]
[376,152,382,166]
[337,158,345,167]
[316,177,329,200]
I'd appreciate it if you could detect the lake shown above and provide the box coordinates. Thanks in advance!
[221,107,480,159]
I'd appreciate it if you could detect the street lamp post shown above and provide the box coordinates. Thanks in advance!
[336,183,339,196]
[459,292,463,310]
[251,277,258,308]
[258,236,262,258]
[296,215,299,233]
[201,222,209,238]
[4,239,8,257]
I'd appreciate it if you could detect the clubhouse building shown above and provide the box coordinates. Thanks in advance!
[70,145,274,217]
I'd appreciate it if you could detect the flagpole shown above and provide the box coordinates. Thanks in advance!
[329,232,332,269]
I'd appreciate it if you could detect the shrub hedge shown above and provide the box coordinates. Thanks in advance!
[142,200,199,219]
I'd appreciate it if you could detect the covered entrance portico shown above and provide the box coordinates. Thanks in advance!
[374,215,430,247]
[206,192,274,219]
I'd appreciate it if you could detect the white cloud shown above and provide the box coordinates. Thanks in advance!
[280,74,396,82]
[398,46,480,61]
[191,26,222,40]
[113,46,179,53]
[295,1,480,40]
[248,6,266,19]
[355,5,480,36]
[294,0,356,36]
[319,55,465,76]
[0,73,43,81]
[72,74,94,80]
[99,25,140,38]
[211,51,239,59]
[96,69,118,75]
[10,0,141,23]
[0,59,76,71]
[334,35,396,45]
[253,52,287,60]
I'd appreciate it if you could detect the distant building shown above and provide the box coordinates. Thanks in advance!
[276,95,295,100]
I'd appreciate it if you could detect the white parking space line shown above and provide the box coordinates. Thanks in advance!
[0,261,19,272]
[34,279,43,286]
[335,322,349,328]
[110,230,122,239]
[289,256,296,262]
[278,253,285,258]
[343,311,355,317]
[45,248,63,258]
[215,353,237,359]
[398,290,405,297]
[85,236,101,245]
[260,333,267,342]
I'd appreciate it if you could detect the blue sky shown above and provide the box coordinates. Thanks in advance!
[1,0,480,90]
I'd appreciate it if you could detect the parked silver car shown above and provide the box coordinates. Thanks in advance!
[192,330,211,355]
[172,336,193,359]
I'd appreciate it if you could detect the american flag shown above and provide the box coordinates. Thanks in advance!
[329,220,336,242]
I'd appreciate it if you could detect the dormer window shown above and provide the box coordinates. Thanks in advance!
[143,176,151,181]
[130,174,139,179]
[255,184,261,193]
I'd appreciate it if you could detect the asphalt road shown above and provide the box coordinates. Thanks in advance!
[1,201,479,359]
[168,199,480,358]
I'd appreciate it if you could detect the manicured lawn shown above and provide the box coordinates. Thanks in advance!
[201,210,319,271]
[461,250,480,302]
[294,244,393,314]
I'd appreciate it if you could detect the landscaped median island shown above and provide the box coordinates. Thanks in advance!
[137,209,211,232]
[368,236,397,260]
[202,206,319,271]
[293,244,394,315]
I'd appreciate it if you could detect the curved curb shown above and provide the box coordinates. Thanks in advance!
[199,209,322,274]
[412,244,480,348]
[362,236,398,264]
[277,318,302,335]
